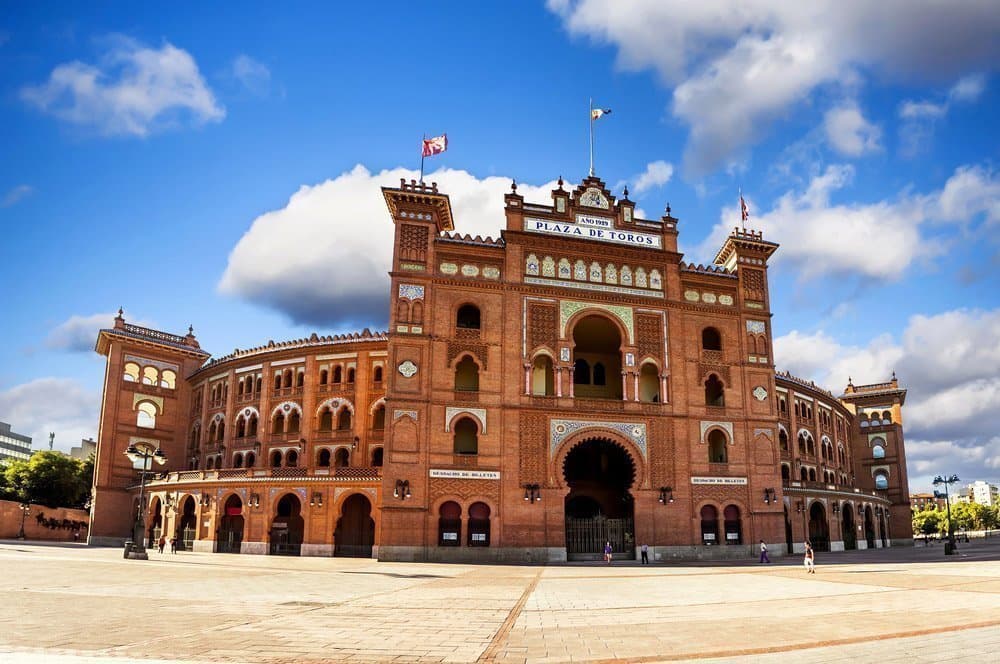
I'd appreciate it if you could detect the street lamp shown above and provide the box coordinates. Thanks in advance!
[933,474,960,555]
[16,502,30,540]
[124,443,167,560]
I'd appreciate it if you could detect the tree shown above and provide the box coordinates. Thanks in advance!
[912,508,942,536]
[3,452,88,508]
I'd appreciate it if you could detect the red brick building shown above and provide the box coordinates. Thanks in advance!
[89,175,910,560]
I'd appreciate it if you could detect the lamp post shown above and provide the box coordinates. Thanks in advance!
[16,502,30,540]
[933,474,960,555]
[125,443,167,560]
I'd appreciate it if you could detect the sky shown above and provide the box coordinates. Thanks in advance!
[0,2,997,493]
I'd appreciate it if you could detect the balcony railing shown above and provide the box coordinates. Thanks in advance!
[145,466,382,486]
[781,479,889,501]
[271,386,303,399]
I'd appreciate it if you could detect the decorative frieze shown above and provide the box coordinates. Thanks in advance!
[550,419,647,458]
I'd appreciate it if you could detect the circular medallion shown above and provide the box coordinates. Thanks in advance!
[753,386,768,401]
[398,360,418,378]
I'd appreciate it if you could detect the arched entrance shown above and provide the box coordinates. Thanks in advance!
[218,495,244,554]
[571,315,623,400]
[178,496,197,551]
[808,502,830,552]
[269,493,304,556]
[147,498,162,548]
[334,493,375,558]
[864,506,876,548]
[784,506,793,554]
[563,437,636,560]
[879,510,889,547]
[842,505,857,550]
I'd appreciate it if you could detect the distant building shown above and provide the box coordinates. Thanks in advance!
[0,422,32,462]
[70,438,97,461]
[964,481,998,507]
[910,492,947,511]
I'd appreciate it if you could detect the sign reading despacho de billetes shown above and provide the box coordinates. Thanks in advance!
[690,476,748,485]
[524,217,662,249]
[429,469,500,480]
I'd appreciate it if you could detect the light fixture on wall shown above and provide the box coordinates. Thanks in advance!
[796,500,805,514]
[249,492,261,508]
[832,502,839,515]
[310,492,323,507]
[352,436,359,450]
[658,486,674,504]
[763,488,776,504]
[523,483,541,503]
[393,480,411,500]
[201,494,212,507]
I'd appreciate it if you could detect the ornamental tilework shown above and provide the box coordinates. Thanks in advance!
[550,419,647,458]
[699,420,734,443]
[393,409,418,421]
[445,407,487,433]
[746,320,766,334]
[559,300,634,343]
[398,284,425,300]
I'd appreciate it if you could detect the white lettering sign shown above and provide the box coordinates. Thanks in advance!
[575,214,613,229]
[691,476,749,486]
[429,469,501,480]
[524,217,662,249]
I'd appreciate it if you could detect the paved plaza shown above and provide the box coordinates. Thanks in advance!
[4,540,1000,663]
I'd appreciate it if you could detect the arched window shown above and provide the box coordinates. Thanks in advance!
[334,448,349,468]
[882,410,892,424]
[468,502,491,547]
[800,467,808,481]
[160,370,176,389]
[798,432,809,454]
[270,450,282,468]
[206,457,215,470]
[287,411,301,434]
[248,415,258,437]
[296,371,304,388]
[318,448,331,467]
[874,472,889,490]
[573,358,590,385]
[707,429,728,463]
[456,304,481,330]
[397,299,410,323]
[372,405,386,430]
[245,452,256,468]
[347,368,355,384]
[286,450,298,467]
[808,468,817,481]
[373,366,383,383]
[724,505,742,544]
[236,417,246,438]
[700,505,719,545]
[873,445,886,459]
[282,369,292,388]
[702,327,722,351]
[142,366,159,386]
[781,464,790,480]
[592,362,606,386]
[638,363,659,403]
[438,501,461,546]
[255,376,262,393]
[319,407,333,431]
[779,397,787,414]
[454,356,480,392]
[531,355,555,396]
[136,402,157,429]
[411,301,423,325]
[453,417,478,455]
[208,421,217,442]
[237,379,245,396]
[320,370,328,385]
[371,447,383,467]
[123,363,140,382]
[779,429,789,450]
[217,422,225,441]
[274,374,282,390]
[333,366,343,383]
[272,411,285,434]
[233,453,244,469]
[337,408,352,430]
[704,374,725,406]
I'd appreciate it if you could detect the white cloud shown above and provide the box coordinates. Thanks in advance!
[898,73,989,155]
[948,73,987,103]
[21,36,224,137]
[219,166,560,327]
[46,312,152,353]
[2,184,34,207]
[823,103,881,156]
[231,54,271,96]
[693,162,998,281]
[899,100,947,120]
[633,160,674,193]
[0,378,99,453]
[774,308,1000,491]
[548,1,1000,174]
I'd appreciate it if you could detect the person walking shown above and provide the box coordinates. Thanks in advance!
[158,535,166,554]
[759,540,770,563]
[640,543,649,564]
[170,536,178,554]
[804,541,815,573]
[603,541,613,564]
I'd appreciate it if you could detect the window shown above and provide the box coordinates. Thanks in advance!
[288,411,301,434]
[296,371,304,388]
[283,369,292,389]
[248,415,258,437]
[245,452,256,468]
[334,447,349,468]
[123,363,140,382]
[531,355,554,396]
[724,505,742,545]
[781,464,790,480]
[347,368,356,384]
[438,501,462,546]
[708,429,728,463]
[160,370,176,389]
[274,374,282,390]
[454,356,480,392]
[592,362,606,386]
[286,450,298,467]
[468,502,491,547]
[319,407,333,431]
[638,363,659,403]
[704,374,725,407]
[371,447,383,467]
[373,366,383,383]
[236,417,246,438]
[453,417,478,455]
[333,366,343,383]
[270,450,282,468]
[216,421,224,441]
[136,402,157,429]
[874,473,889,490]
[457,304,481,330]
[142,366,159,386]
[779,429,789,450]
[337,408,352,431]
[273,411,285,434]
[320,370,328,385]
[700,505,719,545]
[873,445,885,459]
[702,327,722,351]
[373,405,386,430]
[801,467,808,481]
[318,448,331,467]
[233,453,244,469]
[573,358,590,384]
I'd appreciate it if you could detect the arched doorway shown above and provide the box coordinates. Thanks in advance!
[808,502,830,552]
[148,498,162,549]
[864,506,876,548]
[784,506,793,554]
[563,437,636,560]
[842,505,857,550]
[177,496,197,551]
[269,494,304,556]
[218,495,244,554]
[571,315,622,400]
[880,510,889,547]
[700,505,719,545]
[334,493,375,558]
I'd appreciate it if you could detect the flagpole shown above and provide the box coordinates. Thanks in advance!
[589,98,595,177]
[420,134,426,184]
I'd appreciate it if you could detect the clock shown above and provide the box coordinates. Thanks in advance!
[579,187,609,209]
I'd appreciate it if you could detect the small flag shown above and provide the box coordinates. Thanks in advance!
[740,192,750,223]
[422,134,448,157]
[591,108,611,120]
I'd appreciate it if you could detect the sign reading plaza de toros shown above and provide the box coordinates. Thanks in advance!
[524,216,663,248]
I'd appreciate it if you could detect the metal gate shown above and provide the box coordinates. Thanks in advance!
[217,523,242,554]
[565,515,635,561]
[182,528,195,552]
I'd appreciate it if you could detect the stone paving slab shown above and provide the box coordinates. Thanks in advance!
[4,540,1000,663]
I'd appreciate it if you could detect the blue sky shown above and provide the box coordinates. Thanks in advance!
[1,2,998,492]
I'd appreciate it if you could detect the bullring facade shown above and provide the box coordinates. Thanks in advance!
[88,174,911,561]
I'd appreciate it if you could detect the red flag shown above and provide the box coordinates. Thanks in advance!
[422,134,447,157]
[740,194,750,223]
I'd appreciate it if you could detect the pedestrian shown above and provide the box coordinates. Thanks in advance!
[158,535,166,554]
[804,541,815,574]
[640,543,649,564]
[73,530,80,543]
[603,541,613,564]
[759,540,770,563]
[170,536,177,554]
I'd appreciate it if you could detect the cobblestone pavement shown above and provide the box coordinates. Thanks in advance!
[4,539,1000,663]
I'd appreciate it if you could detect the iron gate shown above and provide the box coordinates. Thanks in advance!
[565,515,635,560]
[182,528,195,551]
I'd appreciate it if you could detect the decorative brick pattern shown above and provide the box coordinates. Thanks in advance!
[648,419,672,488]
[519,412,546,486]
[429,477,499,502]
[529,302,558,353]
[637,313,662,362]
[743,268,765,301]
[447,340,488,369]
[400,224,428,263]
